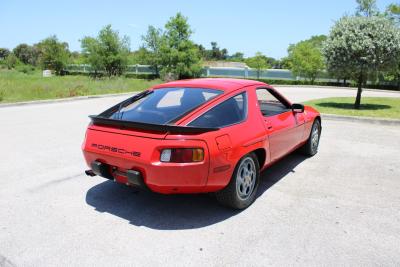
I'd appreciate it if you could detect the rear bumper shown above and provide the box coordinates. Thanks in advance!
[82,127,212,194]
[83,150,211,194]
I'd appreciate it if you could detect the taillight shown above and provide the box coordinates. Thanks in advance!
[160,148,204,163]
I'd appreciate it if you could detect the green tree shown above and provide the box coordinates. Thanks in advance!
[246,52,269,78]
[279,57,293,69]
[159,13,202,79]
[81,25,130,76]
[132,48,153,64]
[209,42,228,60]
[323,16,400,109]
[200,42,229,60]
[386,2,400,89]
[288,35,326,84]
[13,44,37,65]
[265,57,278,68]
[70,51,85,64]
[386,3,400,24]
[0,48,10,60]
[35,36,70,75]
[5,53,19,69]
[356,0,378,17]
[229,52,244,61]
[141,26,163,76]
[196,44,207,59]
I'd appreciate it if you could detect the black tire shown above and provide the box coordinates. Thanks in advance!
[301,119,321,156]
[215,152,260,209]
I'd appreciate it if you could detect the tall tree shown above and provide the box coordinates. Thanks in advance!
[81,25,130,76]
[159,13,202,79]
[141,26,163,76]
[288,35,326,84]
[0,48,10,60]
[13,44,37,65]
[35,36,70,74]
[323,16,400,108]
[245,52,269,79]
[205,42,228,60]
[386,3,400,89]
[356,0,378,17]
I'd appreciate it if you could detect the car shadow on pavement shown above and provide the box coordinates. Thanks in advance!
[85,153,307,230]
[257,153,307,198]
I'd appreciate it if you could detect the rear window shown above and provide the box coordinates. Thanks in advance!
[189,92,248,128]
[108,87,222,124]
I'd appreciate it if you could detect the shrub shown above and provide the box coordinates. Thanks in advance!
[15,64,36,74]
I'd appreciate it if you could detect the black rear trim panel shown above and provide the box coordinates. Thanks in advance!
[89,115,219,134]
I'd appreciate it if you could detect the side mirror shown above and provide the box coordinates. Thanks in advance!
[291,103,304,113]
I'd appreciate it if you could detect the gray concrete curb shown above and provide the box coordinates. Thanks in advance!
[322,113,400,126]
[0,92,135,108]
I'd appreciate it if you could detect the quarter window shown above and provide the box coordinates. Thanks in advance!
[189,92,247,128]
[256,89,289,116]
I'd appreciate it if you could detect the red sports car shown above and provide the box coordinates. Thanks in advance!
[82,78,321,209]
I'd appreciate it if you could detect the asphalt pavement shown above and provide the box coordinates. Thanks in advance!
[0,86,399,266]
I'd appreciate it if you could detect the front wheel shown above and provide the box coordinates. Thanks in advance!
[301,119,321,156]
[215,153,260,209]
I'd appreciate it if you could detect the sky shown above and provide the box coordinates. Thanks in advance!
[0,0,395,59]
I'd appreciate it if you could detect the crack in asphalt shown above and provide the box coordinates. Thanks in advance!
[28,173,83,192]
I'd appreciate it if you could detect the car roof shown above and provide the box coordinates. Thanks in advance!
[152,78,268,92]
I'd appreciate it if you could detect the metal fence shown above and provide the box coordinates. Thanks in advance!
[65,64,337,82]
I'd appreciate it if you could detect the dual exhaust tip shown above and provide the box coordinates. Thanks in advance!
[84,161,145,188]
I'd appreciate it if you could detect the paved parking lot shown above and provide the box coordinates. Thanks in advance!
[0,86,400,266]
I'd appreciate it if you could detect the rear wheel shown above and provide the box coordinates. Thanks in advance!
[215,153,260,209]
[301,119,321,156]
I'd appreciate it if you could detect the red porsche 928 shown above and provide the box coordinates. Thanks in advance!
[82,78,321,209]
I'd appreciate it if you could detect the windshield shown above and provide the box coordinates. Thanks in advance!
[107,87,223,124]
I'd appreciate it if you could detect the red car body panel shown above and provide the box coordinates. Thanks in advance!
[82,78,320,194]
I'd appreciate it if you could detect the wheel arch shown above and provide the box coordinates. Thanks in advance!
[315,115,321,124]
[252,148,267,169]
[315,115,322,132]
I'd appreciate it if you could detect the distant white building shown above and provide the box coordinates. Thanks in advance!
[42,70,52,77]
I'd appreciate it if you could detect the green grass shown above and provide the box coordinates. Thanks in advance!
[304,97,400,119]
[0,69,161,103]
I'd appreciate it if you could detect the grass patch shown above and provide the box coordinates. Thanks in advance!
[0,69,162,103]
[304,97,400,119]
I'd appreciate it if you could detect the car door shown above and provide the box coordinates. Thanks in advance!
[255,88,305,161]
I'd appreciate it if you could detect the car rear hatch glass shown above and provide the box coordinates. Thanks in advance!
[89,88,223,134]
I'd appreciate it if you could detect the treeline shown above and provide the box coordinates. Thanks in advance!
[0,1,399,99]
[0,13,284,79]
[0,36,69,75]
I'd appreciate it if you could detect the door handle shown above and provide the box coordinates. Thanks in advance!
[264,119,273,130]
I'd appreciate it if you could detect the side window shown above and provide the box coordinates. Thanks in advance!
[256,89,289,116]
[189,92,247,128]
